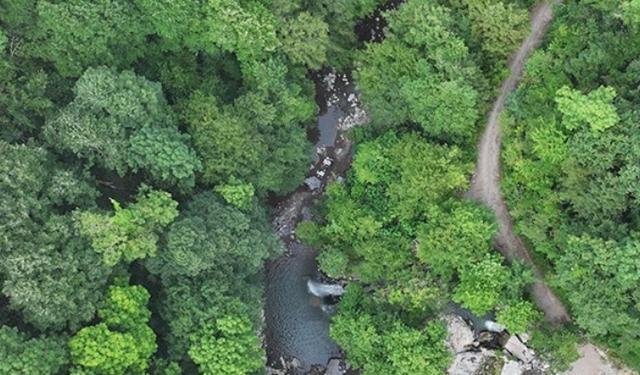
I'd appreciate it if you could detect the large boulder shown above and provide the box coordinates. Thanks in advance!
[444,314,475,353]
[505,336,535,364]
[324,359,341,375]
[448,350,498,375]
[501,361,524,375]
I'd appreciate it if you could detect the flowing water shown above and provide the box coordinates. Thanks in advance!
[264,71,358,373]
[309,106,341,163]
[264,245,340,373]
[306,279,345,298]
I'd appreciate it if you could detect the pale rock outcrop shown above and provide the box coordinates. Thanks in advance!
[443,314,475,354]
[501,360,524,375]
[505,336,535,364]
[324,359,341,375]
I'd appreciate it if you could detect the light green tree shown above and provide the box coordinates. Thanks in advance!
[401,79,479,142]
[77,189,179,266]
[417,201,497,282]
[453,254,511,315]
[69,281,157,375]
[188,316,263,375]
[214,177,256,211]
[496,300,542,334]
[555,85,619,134]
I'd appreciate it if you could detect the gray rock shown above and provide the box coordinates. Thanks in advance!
[505,336,535,364]
[448,350,496,375]
[291,357,302,369]
[324,359,341,375]
[266,367,286,375]
[501,361,524,375]
[444,314,475,353]
[517,333,531,344]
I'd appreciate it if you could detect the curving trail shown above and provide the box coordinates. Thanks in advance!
[467,0,571,323]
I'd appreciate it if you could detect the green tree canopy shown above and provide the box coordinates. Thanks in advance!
[188,316,263,375]
[147,191,280,278]
[330,285,451,375]
[0,142,108,331]
[34,0,149,77]
[417,200,497,282]
[77,189,179,266]
[43,67,201,191]
[277,11,330,69]
[69,281,157,375]
[3,215,111,331]
[355,0,481,143]
[0,326,69,375]
[185,57,314,194]
[555,85,620,134]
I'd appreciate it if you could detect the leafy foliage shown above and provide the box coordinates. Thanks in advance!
[214,177,256,211]
[78,189,179,266]
[529,326,580,372]
[35,0,149,77]
[185,57,314,195]
[43,67,201,191]
[496,300,542,335]
[500,1,640,367]
[69,281,156,375]
[417,201,497,282]
[330,285,451,375]
[0,142,108,331]
[356,0,482,143]
[6,0,639,372]
[0,326,70,375]
[555,86,619,134]
[188,316,263,375]
[464,0,530,61]
[278,11,330,69]
[146,191,280,278]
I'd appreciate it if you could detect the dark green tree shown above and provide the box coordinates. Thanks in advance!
[0,142,108,331]
[185,57,314,194]
[43,67,201,191]
[147,191,281,278]
[0,326,69,375]
[34,0,149,77]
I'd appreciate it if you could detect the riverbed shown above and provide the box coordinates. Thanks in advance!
[264,71,365,374]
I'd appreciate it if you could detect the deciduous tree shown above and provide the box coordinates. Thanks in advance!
[0,326,69,375]
[44,67,201,191]
[77,189,179,266]
[69,281,157,375]
[35,0,149,77]
[188,316,263,375]
[146,191,280,277]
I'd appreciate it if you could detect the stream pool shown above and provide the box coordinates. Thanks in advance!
[264,245,340,373]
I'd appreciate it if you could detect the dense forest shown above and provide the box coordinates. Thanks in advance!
[1,0,640,374]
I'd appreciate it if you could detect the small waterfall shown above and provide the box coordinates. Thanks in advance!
[307,279,345,297]
[483,321,506,333]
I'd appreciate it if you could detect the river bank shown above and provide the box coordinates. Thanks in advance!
[265,70,368,375]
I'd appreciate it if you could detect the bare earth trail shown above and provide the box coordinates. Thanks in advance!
[467,0,571,323]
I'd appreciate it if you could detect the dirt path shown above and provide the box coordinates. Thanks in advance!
[467,0,571,323]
